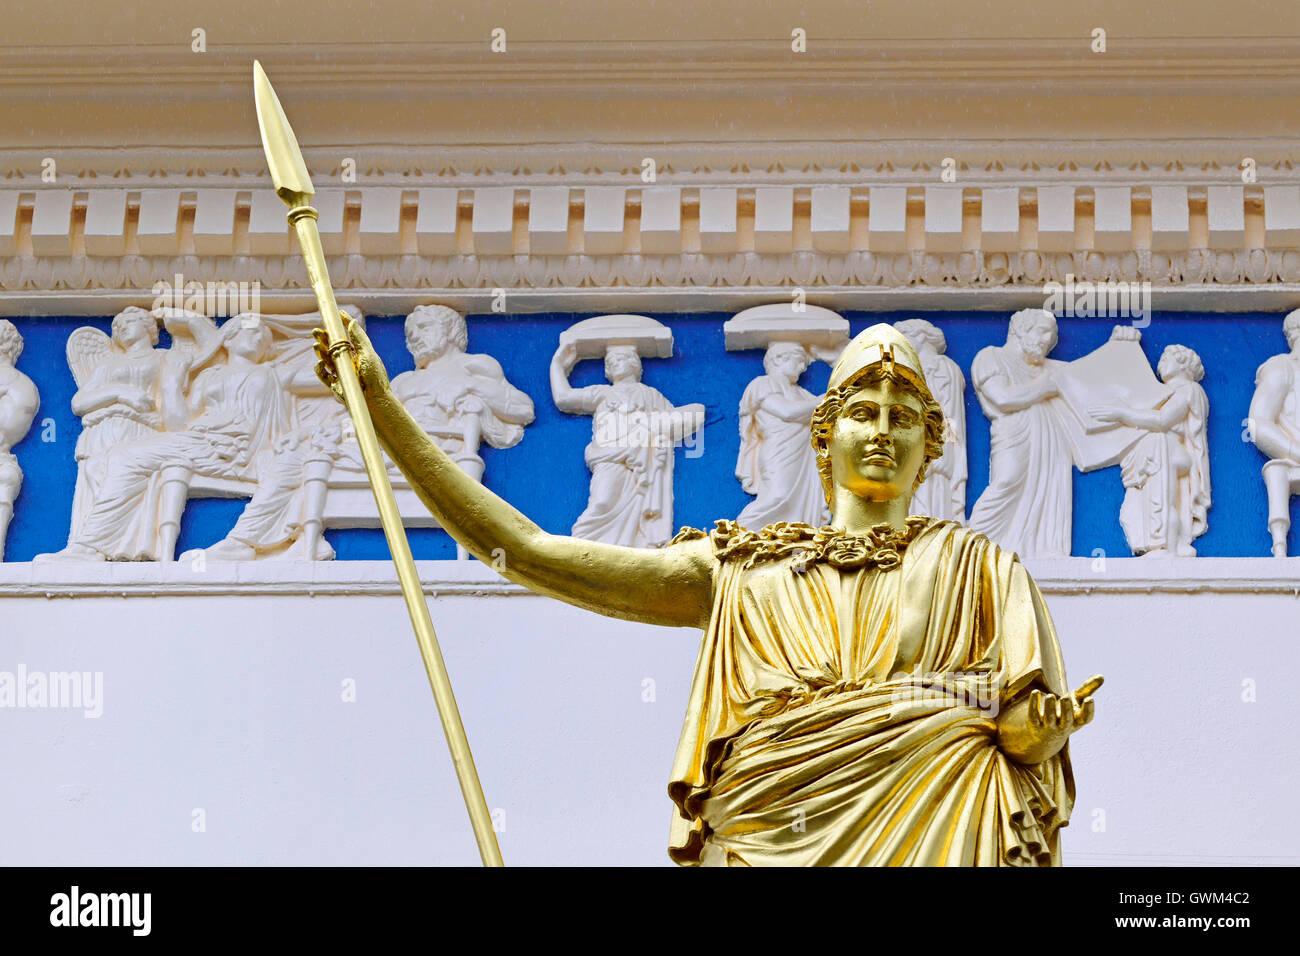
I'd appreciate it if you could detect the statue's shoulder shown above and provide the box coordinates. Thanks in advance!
[969,344,1006,383]
[461,352,504,377]
[1255,352,1295,386]
[922,520,1022,567]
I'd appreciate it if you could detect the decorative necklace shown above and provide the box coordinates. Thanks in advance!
[670,516,935,571]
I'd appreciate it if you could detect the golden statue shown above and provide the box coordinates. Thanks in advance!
[314,318,1101,867]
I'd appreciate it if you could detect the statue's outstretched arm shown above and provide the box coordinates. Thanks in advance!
[315,318,715,630]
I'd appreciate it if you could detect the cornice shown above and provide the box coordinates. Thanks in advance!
[3,38,1300,102]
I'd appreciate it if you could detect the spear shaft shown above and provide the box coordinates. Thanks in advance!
[253,60,503,866]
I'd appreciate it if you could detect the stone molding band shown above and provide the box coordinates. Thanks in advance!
[3,558,1297,598]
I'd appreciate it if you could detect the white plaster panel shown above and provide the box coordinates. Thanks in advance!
[0,570,1292,867]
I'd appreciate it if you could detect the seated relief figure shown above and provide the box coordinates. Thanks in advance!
[41,306,222,561]
[0,320,39,560]
[1250,309,1300,557]
[389,305,535,485]
[316,317,1102,867]
[42,313,309,562]
[178,310,361,563]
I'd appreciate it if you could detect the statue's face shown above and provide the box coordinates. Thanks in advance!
[1016,316,1057,365]
[769,343,810,381]
[227,324,271,362]
[114,312,154,348]
[409,315,449,361]
[827,377,926,502]
[605,346,642,382]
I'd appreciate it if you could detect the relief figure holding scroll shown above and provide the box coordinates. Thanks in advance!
[1089,344,1210,557]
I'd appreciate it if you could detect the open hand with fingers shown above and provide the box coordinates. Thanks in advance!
[997,674,1103,765]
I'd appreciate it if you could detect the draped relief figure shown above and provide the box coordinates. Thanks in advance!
[315,316,1102,866]
[1089,344,1211,557]
[0,321,39,560]
[390,305,534,484]
[318,304,535,559]
[969,311,1171,557]
[551,315,705,548]
[176,309,355,562]
[42,313,313,562]
[968,309,1074,556]
[725,304,848,528]
[40,302,537,563]
[40,306,222,561]
[894,319,968,523]
[1249,309,1300,557]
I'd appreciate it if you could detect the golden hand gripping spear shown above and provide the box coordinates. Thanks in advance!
[251,60,503,866]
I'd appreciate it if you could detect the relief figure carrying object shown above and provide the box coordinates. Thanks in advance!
[1089,343,1210,557]
[316,317,1102,866]
[551,315,705,548]
[725,303,848,529]
[969,312,1173,557]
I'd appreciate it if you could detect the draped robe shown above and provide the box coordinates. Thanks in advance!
[968,346,1073,557]
[667,518,1074,867]
[735,375,829,528]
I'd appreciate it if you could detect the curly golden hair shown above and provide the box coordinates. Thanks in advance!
[809,366,947,506]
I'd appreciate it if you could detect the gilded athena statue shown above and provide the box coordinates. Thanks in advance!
[316,319,1102,867]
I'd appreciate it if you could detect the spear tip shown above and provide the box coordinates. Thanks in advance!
[253,60,315,204]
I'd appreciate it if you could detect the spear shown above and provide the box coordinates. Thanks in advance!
[252,60,503,866]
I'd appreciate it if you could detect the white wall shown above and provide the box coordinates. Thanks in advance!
[1,559,1296,866]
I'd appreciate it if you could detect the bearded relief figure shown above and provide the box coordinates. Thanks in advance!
[0,321,39,560]
[894,319,968,523]
[389,304,534,483]
[551,315,704,548]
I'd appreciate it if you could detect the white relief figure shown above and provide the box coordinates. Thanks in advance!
[735,342,830,528]
[969,314,1175,557]
[724,302,849,528]
[0,321,39,560]
[1088,344,1210,557]
[314,304,536,560]
[391,305,535,485]
[551,315,704,548]
[42,314,296,562]
[39,307,221,561]
[967,309,1073,556]
[894,318,968,522]
[180,306,367,562]
[1249,308,1300,557]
